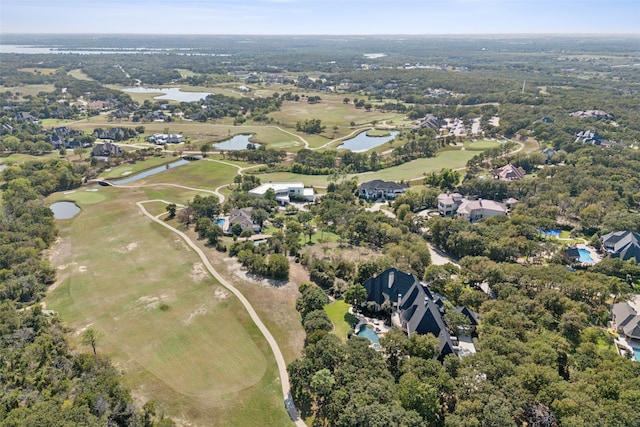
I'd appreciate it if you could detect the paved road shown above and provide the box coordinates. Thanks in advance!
[137,200,306,427]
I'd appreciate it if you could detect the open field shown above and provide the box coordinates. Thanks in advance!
[18,67,58,75]
[269,95,407,148]
[3,84,56,97]
[99,155,178,180]
[46,187,293,426]
[68,69,94,80]
[253,149,479,185]
[464,139,502,151]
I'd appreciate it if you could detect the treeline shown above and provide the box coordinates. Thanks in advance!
[222,145,287,166]
[185,93,281,123]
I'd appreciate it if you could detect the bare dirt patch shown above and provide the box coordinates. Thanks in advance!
[190,262,208,282]
[184,305,207,325]
[213,286,229,300]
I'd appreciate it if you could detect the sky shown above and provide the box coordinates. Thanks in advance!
[1,0,639,35]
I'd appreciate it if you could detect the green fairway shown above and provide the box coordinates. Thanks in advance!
[99,156,178,180]
[464,139,502,151]
[324,300,357,342]
[46,189,292,426]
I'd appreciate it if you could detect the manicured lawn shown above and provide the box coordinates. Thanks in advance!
[464,139,502,151]
[67,69,94,80]
[46,188,292,426]
[325,300,358,342]
[99,156,178,180]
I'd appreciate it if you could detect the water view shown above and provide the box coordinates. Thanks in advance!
[122,87,212,102]
[110,159,190,185]
[338,131,399,152]
[213,134,260,151]
[50,201,81,219]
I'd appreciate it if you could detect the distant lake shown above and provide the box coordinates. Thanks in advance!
[122,87,212,102]
[213,134,261,151]
[50,201,80,219]
[110,159,190,185]
[338,131,399,152]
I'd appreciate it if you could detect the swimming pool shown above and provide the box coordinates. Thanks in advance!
[356,325,379,344]
[578,248,593,263]
[215,218,225,227]
[632,346,640,362]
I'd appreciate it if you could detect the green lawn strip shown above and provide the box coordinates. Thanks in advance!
[67,69,94,80]
[139,159,238,190]
[99,156,178,180]
[324,300,357,342]
[0,152,58,165]
[46,190,291,426]
[464,139,502,151]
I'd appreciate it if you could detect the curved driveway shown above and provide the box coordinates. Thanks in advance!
[136,200,305,427]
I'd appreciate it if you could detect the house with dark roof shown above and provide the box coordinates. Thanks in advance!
[611,302,640,341]
[601,231,640,263]
[564,246,580,263]
[359,180,408,200]
[92,142,124,158]
[494,163,526,181]
[363,268,456,360]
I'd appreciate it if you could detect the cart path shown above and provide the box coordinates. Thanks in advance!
[137,200,305,426]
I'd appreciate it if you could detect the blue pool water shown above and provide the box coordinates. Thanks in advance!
[632,347,640,362]
[356,325,379,344]
[539,229,560,238]
[215,218,225,226]
[578,248,593,263]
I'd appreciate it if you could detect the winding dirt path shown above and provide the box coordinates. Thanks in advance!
[136,200,305,426]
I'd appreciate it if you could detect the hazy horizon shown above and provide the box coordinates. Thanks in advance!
[1,0,638,36]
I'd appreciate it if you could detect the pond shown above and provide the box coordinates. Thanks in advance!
[122,87,212,102]
[50,201,81,219]
[212,134,261,151]
[338,131,399,152]
[110,159,190,185]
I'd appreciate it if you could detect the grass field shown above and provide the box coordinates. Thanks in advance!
[324,300,357,342]
[253,149,479,185]
[46,187,293,426]
[3,84,56,97]
[18,67,58,75]
[68,69,94,81]
[464,139,502,151]
[99,156,178,180]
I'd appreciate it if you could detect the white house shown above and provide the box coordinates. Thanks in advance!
[437,193,464,217]
[249,182,314,205]
[456,199,507,223]
[148,134,183,144]
[359,180,408,200]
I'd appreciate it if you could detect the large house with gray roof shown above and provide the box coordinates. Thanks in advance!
[611,302,640,341]
[601,231,640,263]
[359,180,408,200]
[363,268,456,360]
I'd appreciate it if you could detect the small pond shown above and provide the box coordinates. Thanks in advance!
[338,131,399,152]
[50,201,81,219]
[356,325,380,344]
[212,134,261,151]
[122,87,212,102]
[110,159,190,185]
